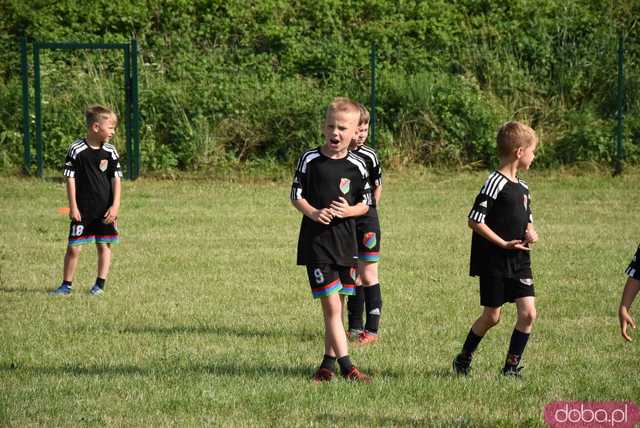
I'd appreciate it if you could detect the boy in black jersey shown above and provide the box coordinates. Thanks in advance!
[291,97,372,383]
[347,104,384,345]
[50,105,122,296]
[453,121,539,377]
[619,245,640,341]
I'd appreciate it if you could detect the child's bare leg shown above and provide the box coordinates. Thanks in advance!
[516,297,538,333]
[359,261,378,286]
[321,294,349,358]
[471,306,501,336]
[514,296,536,333]
[63,245,82,282]
[96,243,112,279]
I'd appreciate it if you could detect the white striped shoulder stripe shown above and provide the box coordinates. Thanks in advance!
[480,171,508,199]
[296,149,321,173]
[346,152,368,178]
[626,266,636,278]
[67,139,87,159]
[103,143,120,160]
[519,178,529,190]
[357,145,380,167]
[468,209,486,224]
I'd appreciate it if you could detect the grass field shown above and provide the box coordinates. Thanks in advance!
[1,170,639,427]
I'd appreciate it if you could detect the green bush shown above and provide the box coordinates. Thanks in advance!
[0,0,638,173]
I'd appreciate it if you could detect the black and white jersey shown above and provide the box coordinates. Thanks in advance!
[626,245,640,281]
[63,139,122,222]
[291,148,372,266]
[468,170,533,278]
[352,144,382,193]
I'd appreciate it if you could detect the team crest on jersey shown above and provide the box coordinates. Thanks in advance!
[339,178,351,194]
[363,232,377,249]
[99,159,108,172]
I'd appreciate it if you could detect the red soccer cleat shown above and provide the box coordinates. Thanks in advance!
[312,367,335,383]
[343,366,372,384]
[357,331,379,345]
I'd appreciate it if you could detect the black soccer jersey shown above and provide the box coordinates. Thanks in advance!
[63,139,122,222]
[351,145,382,193]
[468,171,533,278]
[291,148,372,266]
[626,245,640,280]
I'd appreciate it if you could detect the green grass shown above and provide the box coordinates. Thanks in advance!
[1,170,639,427]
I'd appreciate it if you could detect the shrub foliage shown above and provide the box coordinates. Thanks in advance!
[0,0,638,173]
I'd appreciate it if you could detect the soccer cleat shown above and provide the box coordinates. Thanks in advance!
[312,367,335,383]
[346,329,363,340]
[452,352,473,376]
[357,331,379,345]
[343,366,371,384]
[502,365,524,378]
[49,283,72,296]
[89,284,104,296]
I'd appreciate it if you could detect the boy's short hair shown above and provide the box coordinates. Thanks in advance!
[496,121,537,158]
[85,105,116,127]
[358,103,370,125]
[326,97,361,122]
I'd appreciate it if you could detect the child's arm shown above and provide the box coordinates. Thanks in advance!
[292,198,334,225]
[66,177,81,222]
[619,277,640,342]
[468,220,530,251]
[373,184,382,207]
[329,197,369,219]
[104,176,121,224]
[524,223,538,244]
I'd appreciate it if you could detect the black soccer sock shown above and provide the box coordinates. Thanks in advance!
[337,356,353,375]
[364,284,382,334]
[320,355,337,372]
[347,287,365,332]
[62,280,72,288]
[95,277,106,289]
[505,329,530,367]
[462,328,484,355]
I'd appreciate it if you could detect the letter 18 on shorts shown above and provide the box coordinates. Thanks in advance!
[479,275,535,308]
[68,219,119,246]
[306,265,357,298]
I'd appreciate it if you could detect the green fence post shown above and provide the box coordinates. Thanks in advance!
[614,31,625,175]
[33,42,43,178]
[131,38,140,179]
[370,42,377,148]
[124,44,132,180]
[20,37,30,175]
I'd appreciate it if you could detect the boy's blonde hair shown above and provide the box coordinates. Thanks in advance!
[496,121,537,158]
[358,103,370,125]
[85,105,116,127]
[325,97,361,122]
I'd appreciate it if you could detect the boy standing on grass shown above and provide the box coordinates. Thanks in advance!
[619,245,640,341]
[347,104,384,345]
[452,121,539,377]
[291,97,372,383]
[50,105,122,296]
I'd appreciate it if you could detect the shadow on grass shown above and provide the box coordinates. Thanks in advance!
[116,324,318,341]
[0,361,314,379]
[316,413,499,427]
[0,287,45,294]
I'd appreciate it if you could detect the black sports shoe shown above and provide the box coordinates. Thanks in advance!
[501,365,524,377]
[452,352,472,376]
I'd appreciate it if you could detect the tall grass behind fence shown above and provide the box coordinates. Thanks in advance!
[0,1,638,174]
